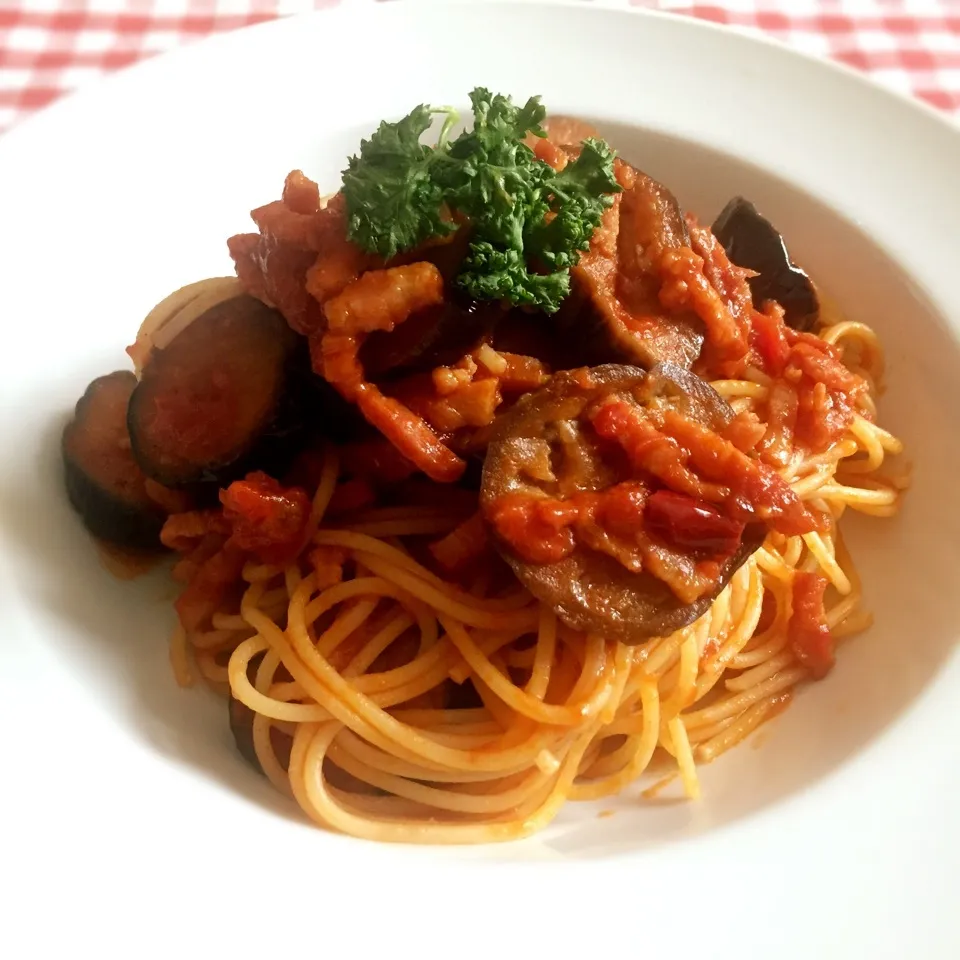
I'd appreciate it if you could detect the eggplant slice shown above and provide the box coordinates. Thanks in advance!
[481,363,764,643]
[563,168,704,370]
[128,294,308,487]
[63,370,167,549]
[712,196,819,330]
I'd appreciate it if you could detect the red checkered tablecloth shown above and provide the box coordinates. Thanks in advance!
[1,0,958,135]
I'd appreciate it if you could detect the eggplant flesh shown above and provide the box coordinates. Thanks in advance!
[564,168,704,370]
[62,371,167,550]
[481,364,763,643]
[128,294,311,487]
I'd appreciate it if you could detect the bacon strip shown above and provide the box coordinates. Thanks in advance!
[314,263,465,483]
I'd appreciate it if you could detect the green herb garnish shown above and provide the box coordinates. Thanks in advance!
[341,88,621,313]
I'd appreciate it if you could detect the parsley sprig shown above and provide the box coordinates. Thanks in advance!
[341,88,621,313]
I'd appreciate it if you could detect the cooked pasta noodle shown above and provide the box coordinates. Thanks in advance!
[166,315,904,843]
[60,102,907,845]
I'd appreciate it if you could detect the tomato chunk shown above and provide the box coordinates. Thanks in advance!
[220,471,311,565]
[175,545,245,633]
[750,305,791,376]
[645,490,744,557]
[487,493,578,565]
[596,482,648,539]
[789,572,834,679]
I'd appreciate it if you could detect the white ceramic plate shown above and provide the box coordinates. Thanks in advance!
[2,1,958,956]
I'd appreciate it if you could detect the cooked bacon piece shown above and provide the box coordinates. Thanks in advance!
[421,378,501,434]
[656,408,818,535]
[314,263,465,483]
[533,137,567,170]
[590,399,729,503]
[355,384,465,483]
[391,361,502,437]
[228,184,362,336]
[497,353,549,393]
[251,201,319,250]
[228,232,325,336]
[658,244,748,367]
[789,339,865,396]
[690,219,755,327]
[314,331,365,399]
[748,306,869,455]
[682,220,752,372]
[305,241,368,305]
[324,262,444,335]
[750,302,792,376]
[757,379,798,466]
[281,169,321,215]
[795,379,856,453]
[722,410,766,454]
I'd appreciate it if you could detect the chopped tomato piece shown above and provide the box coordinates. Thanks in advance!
[175,545,246,632]
[645,490,744,557]
[794,378,856,453]
[596,482,648,539]
[789,340,863,395]
[488,494,578,565]
[220,471,311,565]
[789,572,834,679]
[750,304,791,376]
[160,509,231,553]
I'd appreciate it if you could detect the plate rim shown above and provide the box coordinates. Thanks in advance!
[1,3,957,957]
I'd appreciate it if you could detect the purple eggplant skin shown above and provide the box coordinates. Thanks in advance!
[62,370,167,550]
[712,197,819,331]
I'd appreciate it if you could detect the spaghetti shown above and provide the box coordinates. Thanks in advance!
[60,98,907,844]
[172,315,903,842]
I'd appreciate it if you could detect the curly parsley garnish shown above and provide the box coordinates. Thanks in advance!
[341,88,621,313]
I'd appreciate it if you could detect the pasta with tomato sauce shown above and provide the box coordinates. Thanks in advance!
[61,97,906,844]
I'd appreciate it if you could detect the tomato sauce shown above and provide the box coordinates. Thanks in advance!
[789,572,834,679]
[490,479,745,574]
[220,471,311,565]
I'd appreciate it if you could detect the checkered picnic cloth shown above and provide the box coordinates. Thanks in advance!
[1,0,957,135]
